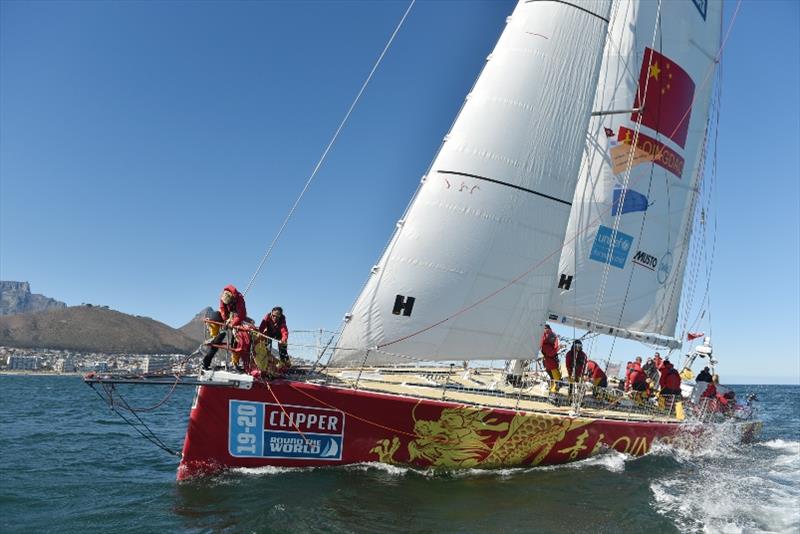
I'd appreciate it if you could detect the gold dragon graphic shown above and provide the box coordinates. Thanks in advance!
[370,403,592,468]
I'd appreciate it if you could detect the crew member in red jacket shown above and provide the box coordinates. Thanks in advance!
[565,341,587,397]
[628,360,649,403]
[565,341,587,381]
[202,285,252,371]
[700,374,730,412]
[701,374,719,399]
[586,359,607,397]
[625,356,643,391]
[654,352,664,371]
[540,324,560,393]
[659,360,682,397]
[259,306,289,362]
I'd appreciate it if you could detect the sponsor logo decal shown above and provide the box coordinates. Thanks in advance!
[229,400,344,460]
[692,0,707,20]
[617,127,685,178]
[612,187,650,216]
[631,48,696,149]
[632,250,658,271]
[657,252,673,284]
[589,226,634,269]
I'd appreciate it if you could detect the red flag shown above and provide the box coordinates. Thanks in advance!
[687,332,704,341]
[631,48,695,149]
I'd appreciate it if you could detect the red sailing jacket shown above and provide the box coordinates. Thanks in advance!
[586,360,607,382]
[629,362,647,387]
[701,382,717,398]
[219,284,247,327]
[540,329,559,370]
[660,365,682,391]
[259,313,289,343]
[566,349,587,378]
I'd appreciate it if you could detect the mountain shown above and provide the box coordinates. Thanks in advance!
[0,306,200,354]
[0,281,66,316]
[179,307,214,343]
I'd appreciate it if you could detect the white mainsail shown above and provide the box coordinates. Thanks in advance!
[333,0,613,365]
[548,0,723,348]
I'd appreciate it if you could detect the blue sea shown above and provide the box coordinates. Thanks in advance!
[0,375,797,533]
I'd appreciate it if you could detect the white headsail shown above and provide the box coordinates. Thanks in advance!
[548,0,722,348]
[333,0,613,365]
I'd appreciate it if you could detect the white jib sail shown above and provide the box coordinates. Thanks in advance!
[548,0,722,348]
[333,0,613,366]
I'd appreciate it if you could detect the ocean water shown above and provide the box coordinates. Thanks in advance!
[0,376,797,534]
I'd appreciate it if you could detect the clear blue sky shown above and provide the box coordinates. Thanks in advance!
[1,1,797,384]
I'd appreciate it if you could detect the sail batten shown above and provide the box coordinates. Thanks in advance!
[332,0,613,366]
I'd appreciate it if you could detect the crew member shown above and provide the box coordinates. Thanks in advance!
[625,357,643,391]
[565,341,587,381]
[643,357,658,383]
[653,352,664,371]
[700,374,728,413]
[540,324,560,394]
[701,374,719,399]
[203,285,252,371]
[659,359,682,406]
[696,366,713,383]
[586,359,607,398]
[259,306,290,362]
[628,359,649,404]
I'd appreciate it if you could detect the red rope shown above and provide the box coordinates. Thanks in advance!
[286,381,459,444]
[264,381,313,447]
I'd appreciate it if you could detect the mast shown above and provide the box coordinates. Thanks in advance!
[548,0,723,349]
[333,0,613,366]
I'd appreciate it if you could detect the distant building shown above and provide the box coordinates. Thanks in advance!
[55,357,77,373]
[142,356,171,374]
[93,361,109,372]
[7,355,39,370]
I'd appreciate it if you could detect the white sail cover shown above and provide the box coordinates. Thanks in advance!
[548,0,722,348]
[333,0,613,365]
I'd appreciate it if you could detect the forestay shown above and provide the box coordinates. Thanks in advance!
[333,0,613,365]
[548,0,722,348]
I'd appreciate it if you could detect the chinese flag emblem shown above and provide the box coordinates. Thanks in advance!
[631,48,695,149]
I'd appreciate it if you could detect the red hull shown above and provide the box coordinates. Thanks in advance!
[177,380,702,480]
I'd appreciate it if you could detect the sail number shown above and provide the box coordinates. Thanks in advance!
[229,400,265,457]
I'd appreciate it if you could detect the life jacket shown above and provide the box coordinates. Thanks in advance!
[701,382,717,398]
[540,330,559,359]
[663,368,682,391]
[630,363,647,386]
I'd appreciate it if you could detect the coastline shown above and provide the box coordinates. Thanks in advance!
[0,370,81,377]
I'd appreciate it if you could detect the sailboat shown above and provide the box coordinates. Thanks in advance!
[86,0,761,480]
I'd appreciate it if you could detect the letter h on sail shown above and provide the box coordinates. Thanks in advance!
[392,295,416,316]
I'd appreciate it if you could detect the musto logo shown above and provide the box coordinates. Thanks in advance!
[229,400,344,461]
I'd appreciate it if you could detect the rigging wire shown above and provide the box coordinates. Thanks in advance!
[87,382,182,457]
[375,0,744,365]
[242,0,417,297]
[591,0,663,366]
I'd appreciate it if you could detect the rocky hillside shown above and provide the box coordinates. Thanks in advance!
[1,281,66,315]
[178,307,214,343]
[0,306,200,354]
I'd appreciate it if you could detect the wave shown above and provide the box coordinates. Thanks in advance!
[650,435,800,533]
[219,454,634,482]
[760,439,800,453]
[569,449,630,472]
